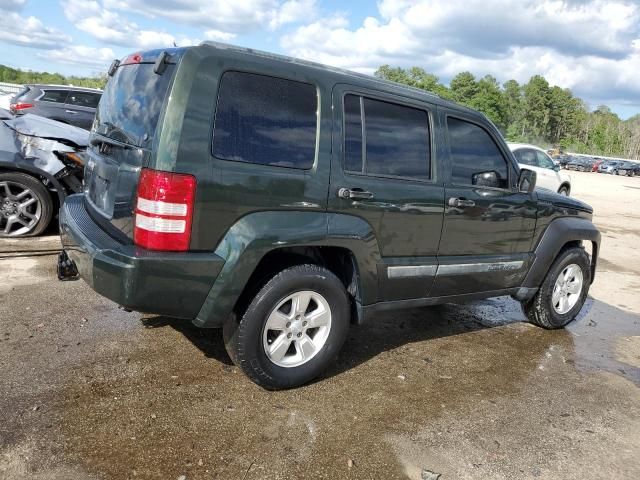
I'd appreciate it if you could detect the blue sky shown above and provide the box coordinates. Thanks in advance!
[1,0,639,119]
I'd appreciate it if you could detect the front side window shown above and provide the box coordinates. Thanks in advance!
[67,91,101,108]
[40,90,68,103]
[343,94,430,180]
[535,150,555,169]
[448,117,509,189]
[213,71,318,169]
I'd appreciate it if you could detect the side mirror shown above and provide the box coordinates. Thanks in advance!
[472,170,500,188]
[553,164,560,172]
[518,168,536,193]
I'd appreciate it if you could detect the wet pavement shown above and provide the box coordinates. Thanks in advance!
[1,172,640,479]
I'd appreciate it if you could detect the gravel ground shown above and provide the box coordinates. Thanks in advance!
[1,171,639,480]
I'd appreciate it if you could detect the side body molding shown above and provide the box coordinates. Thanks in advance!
[193,211,382,328]
[522,216,600,289]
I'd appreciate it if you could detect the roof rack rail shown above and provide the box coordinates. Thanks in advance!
[199,41,442,101]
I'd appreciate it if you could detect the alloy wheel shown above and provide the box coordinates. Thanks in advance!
[0,181,42,236]
[262,290,332,368]
[551,264,583,314]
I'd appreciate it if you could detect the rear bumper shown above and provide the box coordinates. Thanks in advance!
[59,194,224,319]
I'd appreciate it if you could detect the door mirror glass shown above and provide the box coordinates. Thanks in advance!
[518,168,536,193]
[472,170,501,188]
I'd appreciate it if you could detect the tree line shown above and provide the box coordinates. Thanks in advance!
[0,64,107,90]
[376,65,640,160]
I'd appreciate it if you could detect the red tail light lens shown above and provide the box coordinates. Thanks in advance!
[11,102,34,111]
[134,168,196,251]
[122,53,142,65]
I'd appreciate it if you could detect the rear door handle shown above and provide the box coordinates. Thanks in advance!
[65,110,78,114]
[338,187,374,200]
[448,197,475,208]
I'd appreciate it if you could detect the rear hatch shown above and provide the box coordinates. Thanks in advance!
[84,49,184,240]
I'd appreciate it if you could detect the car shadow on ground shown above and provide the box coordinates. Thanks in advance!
[136,295,640,385]
[139,298,528,373]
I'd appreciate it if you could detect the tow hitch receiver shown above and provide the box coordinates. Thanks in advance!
[57,250,79,281]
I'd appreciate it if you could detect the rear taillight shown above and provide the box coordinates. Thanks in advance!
[134,168,196,251]
[11,102,33,111]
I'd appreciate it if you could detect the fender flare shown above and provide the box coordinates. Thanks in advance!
[521,216,600,289]
[192,211,382,328]
[0,160,67,205]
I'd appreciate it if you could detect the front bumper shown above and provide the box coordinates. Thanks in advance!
[59,194,224,319]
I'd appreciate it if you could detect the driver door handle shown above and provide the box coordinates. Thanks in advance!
[449,197,475,208]
[337,187,374,200]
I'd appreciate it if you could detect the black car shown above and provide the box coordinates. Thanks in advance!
[10,84,102,130]
[617,161,640,177]
[566,156,594,172]
[59,43,600,389]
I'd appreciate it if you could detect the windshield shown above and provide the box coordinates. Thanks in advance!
[94,63,175,148]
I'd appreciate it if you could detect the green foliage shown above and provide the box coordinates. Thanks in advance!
[0,64,107,89]
[374,65,639,159]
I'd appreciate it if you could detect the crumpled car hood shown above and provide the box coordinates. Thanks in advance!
[0,113,87,178]
[2,113,89,148]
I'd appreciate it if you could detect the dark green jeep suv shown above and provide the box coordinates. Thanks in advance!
[59,43,600,389]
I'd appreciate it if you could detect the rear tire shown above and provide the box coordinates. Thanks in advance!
[522,247,591,329]
[0,172,53,237]
[223,264,350,389]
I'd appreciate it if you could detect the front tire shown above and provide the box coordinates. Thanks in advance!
[223,264,350,389]
[522,247,591,329]
[558,185,569,196]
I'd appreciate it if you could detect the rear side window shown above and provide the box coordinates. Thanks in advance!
[344,94,430,180]
[40,90,68,103]
[213,71,318,169]
[448,117,509,188]
[67,91,101,108]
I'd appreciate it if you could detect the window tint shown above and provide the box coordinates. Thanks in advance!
[343,95,430,179]
[448,117,509,188]
[213,71,317,169]
[535,150,555,169]
[67,91,101,108]
[363,98,430,179]
[344,94,363,172]
[514,149,537,167]
[40,90,68,103]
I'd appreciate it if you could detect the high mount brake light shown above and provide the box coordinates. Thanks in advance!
[122,53,143,65]
[134,169,196,251]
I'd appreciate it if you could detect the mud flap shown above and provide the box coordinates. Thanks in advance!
[57,250,79,281]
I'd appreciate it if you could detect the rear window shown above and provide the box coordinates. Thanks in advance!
[212,71,318,169]
[12,86,30,101]
[94,63,175,147]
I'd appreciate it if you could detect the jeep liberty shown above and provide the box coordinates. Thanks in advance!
[59,43,600,389]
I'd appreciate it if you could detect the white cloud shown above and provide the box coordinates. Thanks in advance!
[0,11,71,49]
[204,30,237,42]
[40,45,116,68]
[102,0,313,32]
[282,0,640,108]
[61,0,197,49]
